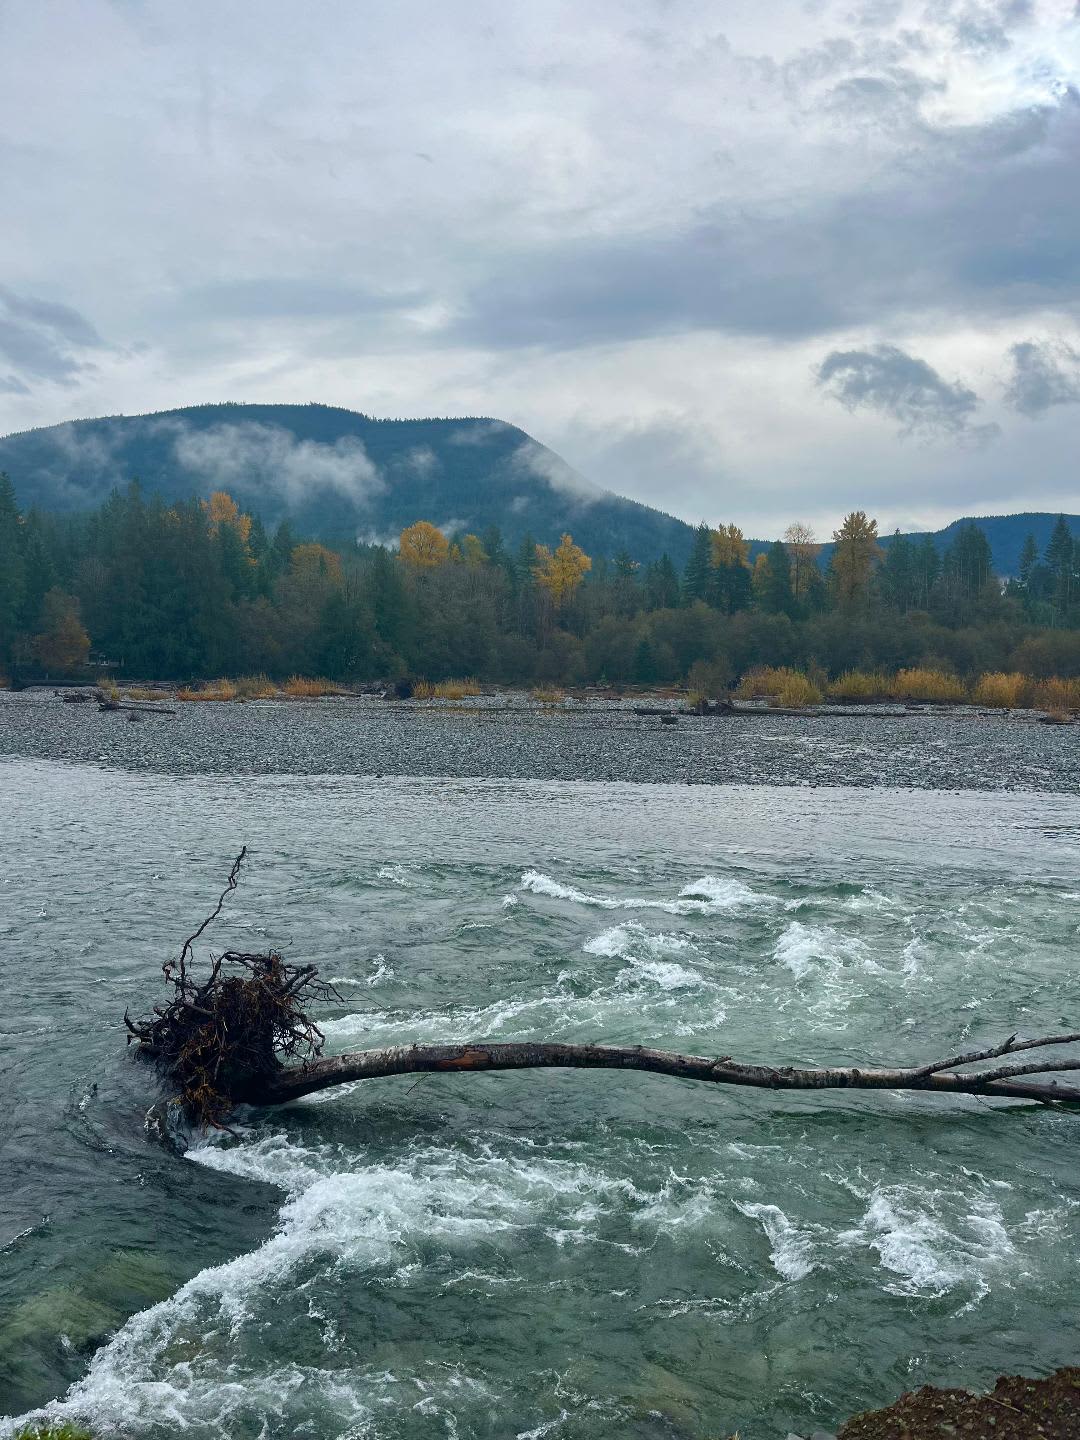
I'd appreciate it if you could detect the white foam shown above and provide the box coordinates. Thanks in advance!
[735,1202,816,1281]
[838,1185,1015,1300]
[519,870,772,915]
[11,1134,718,1436]
[377,863,411,886]
[772,921,875,985]
[328,955,394,989]
[583,922,693,962]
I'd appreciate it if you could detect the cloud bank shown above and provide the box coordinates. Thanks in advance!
[0,0,1078,532]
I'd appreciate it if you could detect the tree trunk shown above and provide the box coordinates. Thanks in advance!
[259,1039,1080,1107]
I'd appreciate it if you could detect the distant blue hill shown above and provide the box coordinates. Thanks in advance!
[0,403,1074,573]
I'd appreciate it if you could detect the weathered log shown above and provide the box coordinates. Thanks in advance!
[259,1036,1080,1107]
[99,700,176,715]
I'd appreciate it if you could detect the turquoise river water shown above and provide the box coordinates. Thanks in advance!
[2,755,1080,1437]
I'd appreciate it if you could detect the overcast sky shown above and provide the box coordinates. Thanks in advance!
[1,0,1078,536]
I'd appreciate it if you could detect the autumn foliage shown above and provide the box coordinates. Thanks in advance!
[399,521,450,569]
[533,534,592,604]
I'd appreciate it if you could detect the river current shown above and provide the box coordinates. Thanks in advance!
[2,742,1080,1437]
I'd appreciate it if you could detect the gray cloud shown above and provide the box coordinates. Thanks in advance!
[816,343,998,442]
[1004,339,1080,416]
[169,421,384,509]
[453,95,1080,352]
[171,277,428,323]
[0,286,104,390]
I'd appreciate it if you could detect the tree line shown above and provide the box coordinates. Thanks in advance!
[1,473,1078,688]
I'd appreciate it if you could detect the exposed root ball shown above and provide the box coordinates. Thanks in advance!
[125,849,338,1126]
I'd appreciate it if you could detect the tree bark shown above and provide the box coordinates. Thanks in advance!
[259,1038,1080,1107]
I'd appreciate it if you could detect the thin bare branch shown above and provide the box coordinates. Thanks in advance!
[914,1031,1080,1078]
[172,846,248,986]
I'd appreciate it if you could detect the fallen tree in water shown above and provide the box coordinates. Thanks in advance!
[127,851,1080,1125]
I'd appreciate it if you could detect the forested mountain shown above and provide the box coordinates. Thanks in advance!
[0,403,697,566]
[1,404,1075,575]
[878,514,1080,579]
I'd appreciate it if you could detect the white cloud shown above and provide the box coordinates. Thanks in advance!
[170,420,384,508]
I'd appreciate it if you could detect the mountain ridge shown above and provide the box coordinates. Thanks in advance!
[0,403,1075,574]
[0,402,698,565]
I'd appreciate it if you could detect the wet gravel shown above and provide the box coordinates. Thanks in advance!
[1,689,1076,790]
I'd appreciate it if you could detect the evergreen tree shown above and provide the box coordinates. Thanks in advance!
[880,531,915,611]
[754,541,795,615]
[18,512,57,633]
[644,554,680,610]
[0,473,27,663]
[1045,515,1075,617]
[913,535,940,610]
[682,524,713,603]
[944,523,993,599]
[633,636,657,683]
[1019,533,1039,591]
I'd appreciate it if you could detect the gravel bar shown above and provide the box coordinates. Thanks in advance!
[1,689,1077,790]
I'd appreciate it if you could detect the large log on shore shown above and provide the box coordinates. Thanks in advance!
[260,1036,1080,1107]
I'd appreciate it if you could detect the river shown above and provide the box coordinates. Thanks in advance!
[2,704,1079,1437]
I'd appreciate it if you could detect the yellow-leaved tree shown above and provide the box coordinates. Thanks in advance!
[33,589,90,672]
[203,490,252,547]
[289,543,343,586]
[462,534,488,567]
[399,521,449,569]
[711,524,749,569]
[830,511,881,608]
[533,534,592,605]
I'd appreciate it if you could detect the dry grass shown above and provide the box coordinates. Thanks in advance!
[433,678,482,700]
[123,685,167,701]
[774,673,823,708]
[735,667,821,708]
[735,666,799,700]
[234,674,277,699]
[1031,676,1080,713]
[177,679,238,702]
[972,672,1028,708]
[409,678,481,700]
[826,670,890,702]
[282,676,342,698]
[97,678,121,701]
[887,668,967,703]
[531,687,565,705]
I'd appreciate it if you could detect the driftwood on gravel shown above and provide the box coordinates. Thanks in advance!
[127,851,1080,1125]
[98,698,176,715]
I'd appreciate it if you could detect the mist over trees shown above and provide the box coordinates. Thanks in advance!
[1,472,1079,687]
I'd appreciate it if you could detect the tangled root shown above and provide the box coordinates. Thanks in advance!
[125,849,339,1126]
